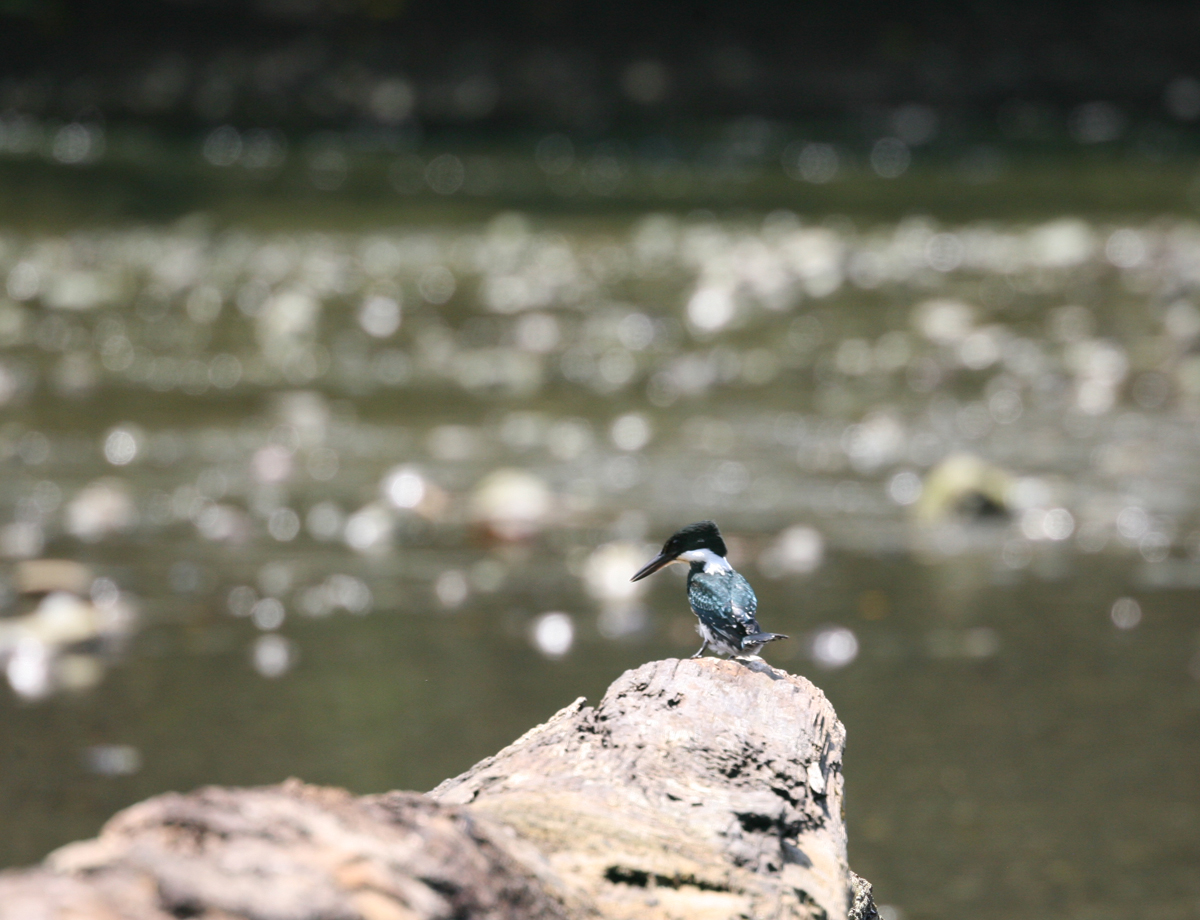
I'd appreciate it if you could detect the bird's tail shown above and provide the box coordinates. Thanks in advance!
[742,632,788,648]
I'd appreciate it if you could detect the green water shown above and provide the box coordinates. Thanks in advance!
[1,147,1200,919]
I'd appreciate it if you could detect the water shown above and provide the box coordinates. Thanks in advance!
[2,156,1200,919]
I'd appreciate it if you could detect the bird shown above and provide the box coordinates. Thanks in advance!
[631,521,788,658]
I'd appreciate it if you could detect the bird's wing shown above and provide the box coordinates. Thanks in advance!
[687,573,728,623]
[688,571,759,636]
[728,573,760,628]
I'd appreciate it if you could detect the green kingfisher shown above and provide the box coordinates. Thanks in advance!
[631,521,788,658]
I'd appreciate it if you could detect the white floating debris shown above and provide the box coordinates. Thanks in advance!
[888,470,923,506]
[811,627,859,669]
[514,312,560,352]
[531,612,574,658]
[687,285,736,333]
[29,592,101,645]
[758,526,824,578]
[1029,218,1094,269]
[1064,338,1128,415]
[343,504,394,553]
[7,261,40,300]
[66,478,136,542]
[267,507,301,542]
[583,542,649,603]
[195,504,250,543]
[252,634,295,678]
[44,270,116,310]
[83,744,141,776]
[780,227,844,297]
[418,265,456,303]
[102,426,140,466]
[1111,597,1142,630]
[913,298,973,345]
[358,294,402,338]
[610,413,652,452]
[471,468,552,541]
[326,574,372,614]
[306,502,345,541]
[296,577,371,617]
[384,466,425,509]
[257,289,320,364]
[251,597,285,631]
[6,637,51,699]
[251,444,294,484]
[1021,507,1075,542]
[435,570,469,609]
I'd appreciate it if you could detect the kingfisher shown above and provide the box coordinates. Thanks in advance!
[631,521,788,658]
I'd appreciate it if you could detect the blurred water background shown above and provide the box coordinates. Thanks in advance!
[3,3,1200,918]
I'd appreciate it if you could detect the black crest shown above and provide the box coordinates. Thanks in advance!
[662,520,726,558]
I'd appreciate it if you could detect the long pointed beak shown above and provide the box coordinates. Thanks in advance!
[631,551,676,582]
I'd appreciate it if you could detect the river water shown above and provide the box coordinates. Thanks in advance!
[1,149,1199,919]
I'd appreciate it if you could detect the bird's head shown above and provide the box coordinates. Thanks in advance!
[630,520,727,582]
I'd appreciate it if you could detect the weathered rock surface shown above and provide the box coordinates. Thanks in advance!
[433,657,851,920]
[0,781,573,920]
[0,658,875,920]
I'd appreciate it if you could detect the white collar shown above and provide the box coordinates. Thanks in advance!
[678,548,733,574]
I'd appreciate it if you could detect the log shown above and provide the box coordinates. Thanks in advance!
[0,657,879,920]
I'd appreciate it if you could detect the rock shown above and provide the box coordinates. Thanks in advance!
[432,657,851,920]
[13,558,94,595]
[0,781,572,920]
[849,872,880,920]
[0,658,877,920]
[915,452,1013,524]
